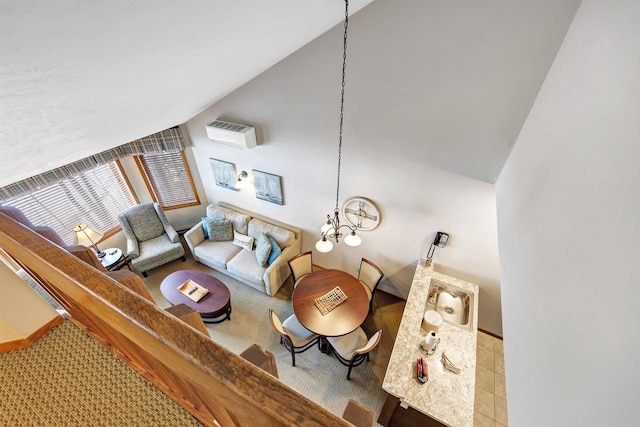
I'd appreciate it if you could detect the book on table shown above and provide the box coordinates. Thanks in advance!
[178,279,209,303]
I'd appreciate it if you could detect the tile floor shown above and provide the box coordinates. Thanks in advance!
[474,332,508,426]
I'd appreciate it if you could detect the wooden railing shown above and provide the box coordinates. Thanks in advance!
[0,214,351,426]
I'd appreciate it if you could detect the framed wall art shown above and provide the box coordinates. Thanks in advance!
[209,158,238,191]
[252,170,283,205]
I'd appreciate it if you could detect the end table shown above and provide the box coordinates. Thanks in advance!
[99,248,131,271]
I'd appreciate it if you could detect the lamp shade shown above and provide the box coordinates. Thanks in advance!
[321,221,334,234]
[73,224,103,247]
[315,237,334,253]
[344,231,362,247]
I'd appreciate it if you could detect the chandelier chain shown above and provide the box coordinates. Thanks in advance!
[316,0,362,252]
[335,0,349,211]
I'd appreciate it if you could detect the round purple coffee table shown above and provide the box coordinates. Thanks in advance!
[160,270,231,323]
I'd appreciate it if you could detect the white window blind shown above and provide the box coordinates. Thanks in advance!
[3,162,136,245]
[136,151,199,209]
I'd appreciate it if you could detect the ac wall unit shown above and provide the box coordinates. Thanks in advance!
[205,120,257,149]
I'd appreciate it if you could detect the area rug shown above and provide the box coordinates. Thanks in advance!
[143,254,406,422]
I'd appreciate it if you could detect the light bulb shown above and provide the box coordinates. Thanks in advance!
[344,230,362,247]
[315,237,334,253]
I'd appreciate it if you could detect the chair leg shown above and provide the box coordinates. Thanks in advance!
[347,361,354,380]
[291,350,296,367]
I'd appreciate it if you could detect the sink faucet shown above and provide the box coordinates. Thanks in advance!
[427,286,442,302]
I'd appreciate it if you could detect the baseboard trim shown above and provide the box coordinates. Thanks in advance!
[478,328,503,340]
[0,315,64,352]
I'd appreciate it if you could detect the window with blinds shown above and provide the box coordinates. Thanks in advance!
[135,151,200,209]
[3,162,137,246]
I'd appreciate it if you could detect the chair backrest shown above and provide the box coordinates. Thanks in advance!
[358,258,384,292]
[120,203,166,242]
[0,206,98,262]
[240,344,279,378]
[0,205,34,227]
[0,206,66,246]
[268,309,287,338]
[342,399,375,427]
[288,251,312,282]
[107,270,156,302]
[67,245,108,272]
[354,330,383,358]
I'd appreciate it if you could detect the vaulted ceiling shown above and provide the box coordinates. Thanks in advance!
[0,0,373,186]
[0,0,579,187]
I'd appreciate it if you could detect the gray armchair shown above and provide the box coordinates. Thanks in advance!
[118,203,185,277]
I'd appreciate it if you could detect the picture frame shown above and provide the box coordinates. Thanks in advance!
[252,170,284,205]
[209,158,238,191]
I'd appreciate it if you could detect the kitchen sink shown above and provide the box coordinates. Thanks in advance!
[425,279,474,331]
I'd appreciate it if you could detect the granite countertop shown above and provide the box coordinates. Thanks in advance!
[382,262,479,427]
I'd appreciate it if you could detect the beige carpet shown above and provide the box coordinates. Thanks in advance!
[0,321,203,427]
[143,252,406,421]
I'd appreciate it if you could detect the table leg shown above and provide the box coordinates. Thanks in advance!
[202,302,232,324]
[318,336,330,354]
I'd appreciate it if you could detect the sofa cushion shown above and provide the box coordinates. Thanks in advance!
[247,218,295,248]
[267,235,281,266]
[202,216,225,239]
[255,233,272,267]
[207,205,250,234]
[132,234,185,271]
[205,218,233,241]
[233,230,255,252]
[227,249,266,285]
[194,240,241,269]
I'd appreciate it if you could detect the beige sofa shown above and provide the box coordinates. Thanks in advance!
[184,202,302,296]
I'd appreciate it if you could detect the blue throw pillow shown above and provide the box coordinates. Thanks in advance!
[255,233,272,267]
[266,235,281,266]
[201,217,209,238]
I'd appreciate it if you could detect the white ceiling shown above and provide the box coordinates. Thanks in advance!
[0,0,373,187]
[0,0,580,187]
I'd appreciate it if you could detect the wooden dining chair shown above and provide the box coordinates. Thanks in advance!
[268,309,319,366]
[240,344,279,378]
[288,251,313,288]
[357,258,384,313]
[327,328,383,380]
[342,399,375,427]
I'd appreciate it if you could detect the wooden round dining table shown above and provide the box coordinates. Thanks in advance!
[292,269,369,337]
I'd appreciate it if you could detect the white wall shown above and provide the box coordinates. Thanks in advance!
[184,1,506,335]
[496,2,640,425]
[0,261,60,343]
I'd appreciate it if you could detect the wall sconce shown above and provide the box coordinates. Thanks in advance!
[73,223,106,258]
[236,170,249,190]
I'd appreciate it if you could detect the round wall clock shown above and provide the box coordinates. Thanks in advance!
[342,197,381,231]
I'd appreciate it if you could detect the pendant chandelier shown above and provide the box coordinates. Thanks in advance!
[315,0,362,254]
